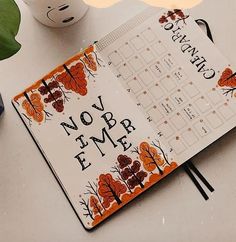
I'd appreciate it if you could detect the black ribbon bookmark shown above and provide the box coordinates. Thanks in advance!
[195,19,214,43]
[182,19,215,200]
[183,160,215,200]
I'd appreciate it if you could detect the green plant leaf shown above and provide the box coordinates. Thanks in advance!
[0,0,21,60]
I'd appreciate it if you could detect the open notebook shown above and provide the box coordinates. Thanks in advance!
[12,8,236,230]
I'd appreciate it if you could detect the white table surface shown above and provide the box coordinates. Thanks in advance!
[1,0,236,241]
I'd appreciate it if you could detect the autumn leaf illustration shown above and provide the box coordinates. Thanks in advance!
[83,53,97,72]
[139,142,165,175]
[56,62,87,96]
[218,68,236,97]
[90,196,103,217]
[22,93,44,123]
[218,68,236,87]
[117,155,147,189]
[98,173,127,208]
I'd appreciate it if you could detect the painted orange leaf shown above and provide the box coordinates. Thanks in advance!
[218,68,236,87]
[90,196,103,216]
[56,62,87,96]
[22,93,44,123]
[139,142,164,175]
[98,173,127,208]
[83,53,97,72]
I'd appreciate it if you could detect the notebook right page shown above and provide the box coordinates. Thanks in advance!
[96,8,236,163]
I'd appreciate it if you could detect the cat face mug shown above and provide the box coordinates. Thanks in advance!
[23,0,89,27]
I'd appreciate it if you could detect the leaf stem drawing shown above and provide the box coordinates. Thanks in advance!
[92,51,102,67]
[22,113,32,126]
[80,58,95,78]
[84,181,106,211]
[222,87,236,97]
[152,140,170,166]
[79,198,94,220]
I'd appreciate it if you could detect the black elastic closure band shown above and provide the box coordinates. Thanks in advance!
[183,160,214,200]
[187,161,214,193]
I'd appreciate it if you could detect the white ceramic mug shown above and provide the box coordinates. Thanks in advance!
[23,0,89,28]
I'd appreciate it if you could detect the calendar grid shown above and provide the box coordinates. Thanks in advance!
[98,10,235,160]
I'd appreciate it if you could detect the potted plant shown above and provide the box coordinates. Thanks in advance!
[0,0,21,115]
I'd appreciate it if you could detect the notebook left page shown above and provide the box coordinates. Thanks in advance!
[12,45,178,230]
